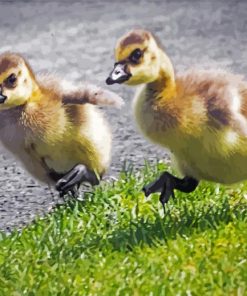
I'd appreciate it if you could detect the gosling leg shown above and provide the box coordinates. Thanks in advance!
[143,172,199,209]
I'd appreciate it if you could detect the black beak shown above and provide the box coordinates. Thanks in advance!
[0,94,7,104]
[106,63,131,85]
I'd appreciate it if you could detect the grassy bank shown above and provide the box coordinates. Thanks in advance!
[0,162,246,295]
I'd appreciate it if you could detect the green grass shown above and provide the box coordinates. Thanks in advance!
[0,162,246,296]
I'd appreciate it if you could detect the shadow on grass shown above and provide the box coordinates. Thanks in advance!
[60,195,246,258]
[106,198,246,251]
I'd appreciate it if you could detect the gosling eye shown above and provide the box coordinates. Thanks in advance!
[129,48,143,64]
[5,73,17,88]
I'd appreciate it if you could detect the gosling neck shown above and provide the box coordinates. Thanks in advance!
[147,50,176,100]
[27,81,42,104]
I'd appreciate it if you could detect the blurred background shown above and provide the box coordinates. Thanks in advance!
[0,0,246,232]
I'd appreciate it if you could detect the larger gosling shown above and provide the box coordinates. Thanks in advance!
[106,29,247,208]
[0,52,123,196]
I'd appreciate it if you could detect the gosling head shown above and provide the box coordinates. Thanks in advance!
[106,29,163,86]
[0,52,36,109]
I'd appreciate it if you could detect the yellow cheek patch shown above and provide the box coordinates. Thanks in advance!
[5,96,26,107]
[126,68,151,85]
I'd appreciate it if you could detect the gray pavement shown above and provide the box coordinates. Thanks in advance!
[0,0,247,232]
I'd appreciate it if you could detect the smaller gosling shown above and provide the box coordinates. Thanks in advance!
[0,52,123,196]
[106,29,247,209]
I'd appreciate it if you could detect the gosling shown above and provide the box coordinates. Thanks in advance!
[106,29,247,208]
[0,52,123,196]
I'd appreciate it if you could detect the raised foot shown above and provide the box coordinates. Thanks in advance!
[143,171,199,209]
[56,164,99,197]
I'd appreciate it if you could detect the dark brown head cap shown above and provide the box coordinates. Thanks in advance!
[0,52,35,80]
[0,52,25,75]
[119,29,152,48]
